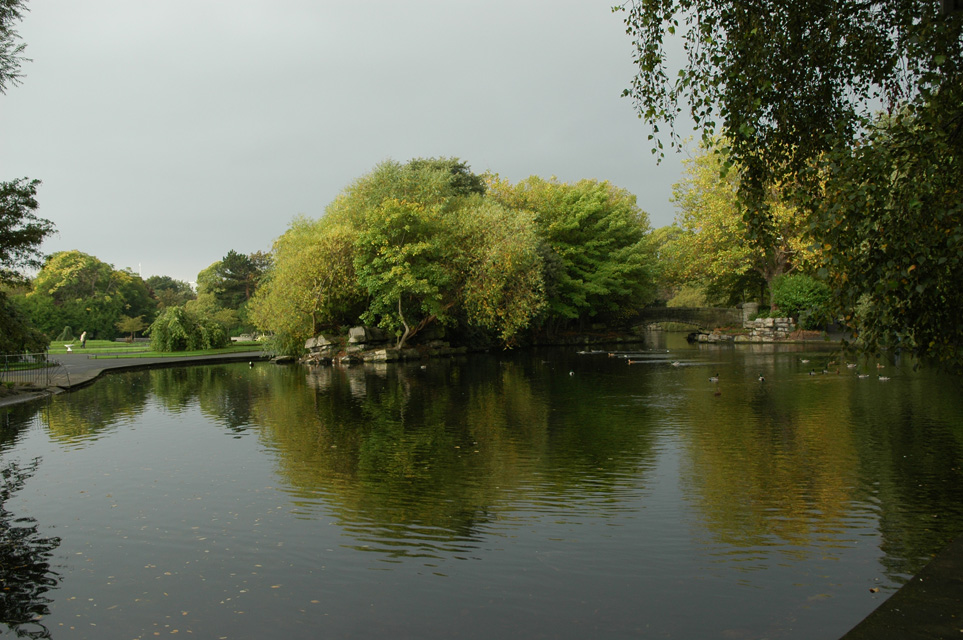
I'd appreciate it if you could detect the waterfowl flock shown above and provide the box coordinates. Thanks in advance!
[576,349,897,385]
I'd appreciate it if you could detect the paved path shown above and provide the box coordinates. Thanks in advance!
[839,534,963,639]
[49,351,269,387]
[0,350,269,407]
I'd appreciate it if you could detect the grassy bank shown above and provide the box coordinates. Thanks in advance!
[47,339,265,359]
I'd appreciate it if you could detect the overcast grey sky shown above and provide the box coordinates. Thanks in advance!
[1,0,689,284]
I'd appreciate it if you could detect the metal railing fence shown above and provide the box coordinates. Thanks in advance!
[0,352,57,387]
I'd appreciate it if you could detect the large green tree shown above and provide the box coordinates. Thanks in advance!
[252,158,545,352]
[0,178,54,353]
[249,217,364,355]
[344,159,544,348]
[0,178,54,352]
[0,178,52,286]
[21,250,155,340]
[193,250,268,335]
[212,250,263,309]
[617,0,963,364]
[352,195,544,349]
[353,197,456,347]
[486,175,656,331]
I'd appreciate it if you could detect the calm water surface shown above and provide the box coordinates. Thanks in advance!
[2,333,962,639]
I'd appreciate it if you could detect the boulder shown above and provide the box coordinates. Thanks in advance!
[305,334,339,351]
[348,326,387,344]
[364,348,402,362]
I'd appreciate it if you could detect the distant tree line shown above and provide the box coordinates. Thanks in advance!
[0,245,270,350]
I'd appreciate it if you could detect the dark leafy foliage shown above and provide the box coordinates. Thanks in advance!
[0,291,47,352]
[618,0,963,366]
[404,157,487,197]
[145,275,196,309]
[23,251,155,341]
[811,92,963,365]
[487,176,656,332]
[0,178,54,287]
[213,250,262,310]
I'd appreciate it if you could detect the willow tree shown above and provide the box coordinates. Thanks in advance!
[616,0,961,205]
[617,0,963,365]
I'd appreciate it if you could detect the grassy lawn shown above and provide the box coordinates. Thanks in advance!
[47,339,266,359]
[48,339,147,355]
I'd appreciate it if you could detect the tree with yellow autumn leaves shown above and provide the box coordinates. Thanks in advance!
[655,141,820,309]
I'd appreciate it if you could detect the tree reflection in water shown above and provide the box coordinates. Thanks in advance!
[0,458,60,639]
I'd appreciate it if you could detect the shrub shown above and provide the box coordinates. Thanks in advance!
[770,274,831,328]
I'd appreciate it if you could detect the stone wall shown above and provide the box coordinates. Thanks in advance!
[693,316,797,343]
[742,317,796,341]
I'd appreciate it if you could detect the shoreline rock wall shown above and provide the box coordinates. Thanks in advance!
[742,317,797,341]
[692,316,799,343]
[300,326,648,366]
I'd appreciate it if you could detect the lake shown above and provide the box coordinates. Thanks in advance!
[2,332,962,639]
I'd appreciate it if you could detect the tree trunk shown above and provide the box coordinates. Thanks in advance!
[394,298,454,349]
